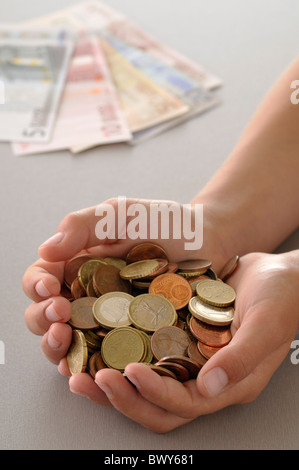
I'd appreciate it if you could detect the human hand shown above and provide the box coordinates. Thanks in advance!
[22,197,228,382]
[76,251,299,432]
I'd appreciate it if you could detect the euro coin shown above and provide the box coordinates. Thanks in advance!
[67,329,88,375]
[188,296,234,325]
[195,279,236,307]
[101,326,145,371]
[92,292,134,330]
[128,293,177,333]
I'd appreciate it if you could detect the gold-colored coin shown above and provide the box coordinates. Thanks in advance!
[78,259,107,288]
[67,329,88,375]
[104,257,127,270]
[138,329,153,363]
[119,259,160,280]
[92,292,134,330]
[128,293,177,333]
[195,279,236,307]
[101,326,145,371]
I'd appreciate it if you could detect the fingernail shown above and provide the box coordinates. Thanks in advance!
[202,367,228,397]
[41,232,64,247]
[45,303,61,322]
[47,330,62,350]
[35,280,51,297]
[96,381,114,399]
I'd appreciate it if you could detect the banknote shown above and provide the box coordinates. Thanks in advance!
[12,33,131,155]
[23,1,222,90]
[0,27,74,142]
[100,31,220,144]
[71,39,189,153]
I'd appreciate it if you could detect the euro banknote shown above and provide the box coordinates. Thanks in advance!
[12,33,131,155]
[0,27,74,142]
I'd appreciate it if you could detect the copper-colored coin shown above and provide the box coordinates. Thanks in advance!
[60,283,73,300]
[158,355,202,379]
[88,351,107,378]
[177,259,212,273]
[94,326,110,338]
[205,268,218,280]
[126,242,168,264]
[149,273,192,310]
[154,360,190,382]
[142,258,169,279]
[70,277,86,299]
[146,363,177,380]
[197,341,223,359]
[68,297,99,330]
[86,278,98,297]
[187,341,207,367]
[189,316,232,346]
[93,264,132,296]
[150,325,191,360]
[64,254,104,288]
[218,255,240,281]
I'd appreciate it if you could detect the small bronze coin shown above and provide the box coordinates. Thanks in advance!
[151,325,191,360]
[189,316,232,347]
[64,254,105,288]
[177,259,212,273]
[197,341,223,359]
[68,297,99,330]
[70,277,86,299]
[149,273,192,310]
[187,341,207,367]
[158,355,202,379]
[218,255,240,281]
[88,351,107,378]
[86,278,98,297]
[93,264,132,296]
[146,363,177,380]
[154,360,190,382]
[126,242,168,264]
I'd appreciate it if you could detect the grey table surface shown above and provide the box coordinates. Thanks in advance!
[1,0,299,450]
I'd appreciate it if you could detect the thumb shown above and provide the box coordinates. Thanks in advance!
[196,305,289,398]
[38,199,122,262]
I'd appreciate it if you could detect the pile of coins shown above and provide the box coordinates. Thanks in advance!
[63,243,239,383]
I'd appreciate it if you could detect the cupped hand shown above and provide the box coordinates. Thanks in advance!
[22,197,227,387]
[76,251,299,433]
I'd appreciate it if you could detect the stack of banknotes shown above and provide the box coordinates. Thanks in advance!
[0,1,222,155]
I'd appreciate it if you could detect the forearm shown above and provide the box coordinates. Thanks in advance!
[192,56,299,258]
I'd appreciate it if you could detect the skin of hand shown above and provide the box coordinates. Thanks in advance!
[70,251,299,433]
[22,199,299,432]
[22,197,229,379]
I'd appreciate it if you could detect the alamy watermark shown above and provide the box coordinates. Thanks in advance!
[94,197,203,251]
